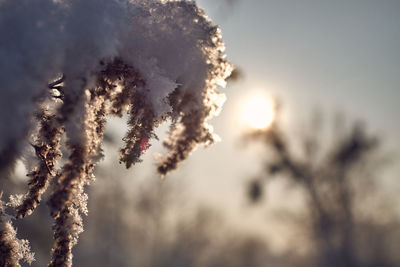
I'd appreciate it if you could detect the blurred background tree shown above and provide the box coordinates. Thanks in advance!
[247,109,400,267]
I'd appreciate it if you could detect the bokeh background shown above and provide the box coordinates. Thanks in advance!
[3,0,400,266]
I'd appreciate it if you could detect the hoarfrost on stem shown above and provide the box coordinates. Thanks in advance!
[0,193,35,266]
[0,0,232,266]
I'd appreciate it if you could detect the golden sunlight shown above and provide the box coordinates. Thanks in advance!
[240,93,275,129]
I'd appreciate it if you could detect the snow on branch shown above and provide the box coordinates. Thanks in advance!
[0,193,35,266]
[0,0,232,265]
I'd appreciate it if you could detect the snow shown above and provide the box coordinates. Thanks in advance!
[0,0,232,172]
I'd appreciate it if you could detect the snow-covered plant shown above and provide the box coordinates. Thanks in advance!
[0,193,35,266]
[0,0,232,266]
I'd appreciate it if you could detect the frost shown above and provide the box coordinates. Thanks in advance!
[0,193,35,266]
[0,0,231,266]
[0,0,232,174]
[7,195,24,209]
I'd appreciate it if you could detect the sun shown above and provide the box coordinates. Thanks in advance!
[240,93,275,129]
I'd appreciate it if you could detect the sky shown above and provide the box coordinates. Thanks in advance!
[148,1,400,191]
[99,0,400,249]
[210,0,400,135]
[194,0,400,183]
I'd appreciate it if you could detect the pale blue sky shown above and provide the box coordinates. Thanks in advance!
[177,0,400,225]
[205,0,400,140]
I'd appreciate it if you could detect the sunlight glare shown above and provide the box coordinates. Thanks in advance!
[241,93,275,129]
